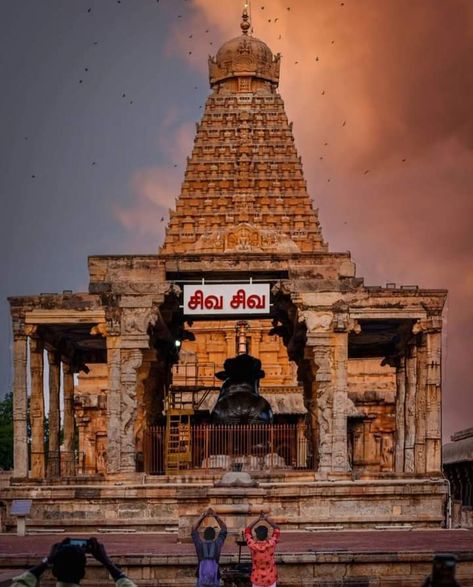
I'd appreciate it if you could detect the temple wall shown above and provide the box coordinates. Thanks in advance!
[75,364,108,475]
[347,359,396,474]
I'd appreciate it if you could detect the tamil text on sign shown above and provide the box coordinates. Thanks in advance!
[183,284,270,315]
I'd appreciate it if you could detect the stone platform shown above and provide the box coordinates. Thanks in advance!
[1,475,448,535]
[1,530,473,586]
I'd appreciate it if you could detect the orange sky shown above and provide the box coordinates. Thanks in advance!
[119,0,473,439]
[0,0,471,440]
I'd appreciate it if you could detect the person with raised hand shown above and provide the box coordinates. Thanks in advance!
[192,507,228,586]
[244,512,281,587]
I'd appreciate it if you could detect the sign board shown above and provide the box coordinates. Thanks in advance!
[10,500,32,516]
[183,283,270,316]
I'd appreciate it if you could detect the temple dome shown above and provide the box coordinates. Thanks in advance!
[209,10,280,87]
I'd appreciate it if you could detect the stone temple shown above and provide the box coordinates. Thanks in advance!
[5,10,448,534]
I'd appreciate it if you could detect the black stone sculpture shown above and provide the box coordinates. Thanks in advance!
[211,354,273,424]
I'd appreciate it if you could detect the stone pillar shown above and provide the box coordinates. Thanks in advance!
[62,363,76,476]
[415,336,427,474]
[107,336,121,473]
[120,349,143,472]
[311,336,334,474]
[12,334,28,478]
[47,350,61,478]
[332,331,350,473]
[299,355,318,468]
[30,338,45,478]
[404,345,417,473]
[394,357,406,473]
[425,328,442,474]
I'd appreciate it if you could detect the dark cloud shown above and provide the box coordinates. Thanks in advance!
[0,0,471,440]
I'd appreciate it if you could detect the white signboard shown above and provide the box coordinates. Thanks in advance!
[183,283,270,316]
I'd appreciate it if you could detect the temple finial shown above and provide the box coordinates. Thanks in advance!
[241,4,251,35]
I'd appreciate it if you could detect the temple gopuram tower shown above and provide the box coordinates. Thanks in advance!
[5,10,448,532]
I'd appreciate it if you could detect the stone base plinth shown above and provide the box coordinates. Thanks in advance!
[2,475,448,534]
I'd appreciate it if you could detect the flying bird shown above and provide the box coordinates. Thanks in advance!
[87,8,92,13]
[364,169,370,175]
[342,121,346,126]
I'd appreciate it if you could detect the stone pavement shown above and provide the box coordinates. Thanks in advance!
[2,531,473,587]
[1,529,473,558]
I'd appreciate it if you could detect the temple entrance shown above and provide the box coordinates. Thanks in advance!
[138,278,310,475]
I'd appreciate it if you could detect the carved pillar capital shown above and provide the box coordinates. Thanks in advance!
[90,322,109,337]
[24,324,38,338]
[12,317,27,340]
[412,315,443,335]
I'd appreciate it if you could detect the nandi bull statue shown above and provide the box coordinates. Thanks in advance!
[211,354,273,424]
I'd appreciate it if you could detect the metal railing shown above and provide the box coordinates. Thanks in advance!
[144,423,311,475]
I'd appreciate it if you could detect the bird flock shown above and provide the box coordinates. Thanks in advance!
[26,0,407,192]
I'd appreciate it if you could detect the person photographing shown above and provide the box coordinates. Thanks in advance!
[10,537,136,586]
